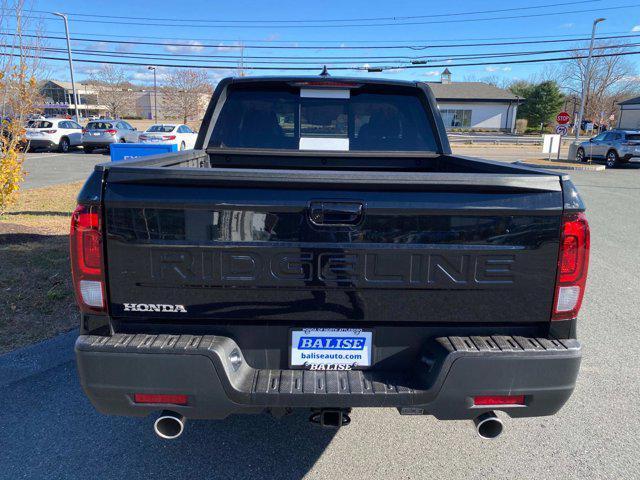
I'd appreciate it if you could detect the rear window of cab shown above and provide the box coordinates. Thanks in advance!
[209,85,438,152]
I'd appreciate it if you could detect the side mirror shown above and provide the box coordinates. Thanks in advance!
[589,138,593,142]
[133,127,137,131]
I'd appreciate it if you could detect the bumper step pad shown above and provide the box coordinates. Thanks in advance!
[77,333,579,407]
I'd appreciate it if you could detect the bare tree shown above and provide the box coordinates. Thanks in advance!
[162,69,212,124]
[0,0,45,211]
[87,65,135,118]
[559,43,639,125]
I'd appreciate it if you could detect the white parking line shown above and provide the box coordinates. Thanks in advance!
[25,153,66,160]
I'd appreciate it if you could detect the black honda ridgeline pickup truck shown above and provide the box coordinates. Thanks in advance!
[73,77,589,440]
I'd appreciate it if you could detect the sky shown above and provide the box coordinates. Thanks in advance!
[13,0,640,87]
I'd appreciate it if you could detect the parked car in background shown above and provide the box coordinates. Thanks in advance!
[81,120,139,153]
[576,129,640,168]
[138,124,198,150]
[25,118,83,152]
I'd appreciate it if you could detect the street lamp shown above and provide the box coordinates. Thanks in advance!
[52,12,80,122]
[574,17,605,140]
[148,66,157,122]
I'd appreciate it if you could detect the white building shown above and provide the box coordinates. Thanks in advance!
[38,80,109,117]
[428,69,521,132]
[617,96,640,130]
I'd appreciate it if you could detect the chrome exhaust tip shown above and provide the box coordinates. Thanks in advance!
[154,410,185,440]
[473,411,504,439]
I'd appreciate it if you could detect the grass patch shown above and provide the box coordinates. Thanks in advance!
[0,181,84,234]
[0,182,84,353]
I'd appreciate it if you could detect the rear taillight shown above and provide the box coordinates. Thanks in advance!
[70,204,106,314]
[82,128,87,134]
[42,129,57,134]
[139,134,148,140]
[162,135,176,140]
[552,213,590,321]
[105,129,117,135]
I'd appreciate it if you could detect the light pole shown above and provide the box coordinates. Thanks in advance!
[574,17,605,140]
[53,13,80,121]
[148,66,157,122]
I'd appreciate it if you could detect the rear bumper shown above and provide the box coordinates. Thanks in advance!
[27,139,56,149]
[82,138,116,147]
[76,334,581,420]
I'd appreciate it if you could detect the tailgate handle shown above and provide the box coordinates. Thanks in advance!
[309,201,363,226]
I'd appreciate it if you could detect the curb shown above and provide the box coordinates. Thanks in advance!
[0,329,78,386]
[514,161,605,171]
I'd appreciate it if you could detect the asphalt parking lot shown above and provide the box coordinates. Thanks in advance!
[23,150,107,189]
[2,154,639,479]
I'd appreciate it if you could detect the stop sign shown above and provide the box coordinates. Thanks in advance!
[556,112,570,124]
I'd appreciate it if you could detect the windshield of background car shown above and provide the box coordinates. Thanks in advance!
[209,85,438,151]
[147,125,175,133]
[87,122,113,130]
[30,121,53,129]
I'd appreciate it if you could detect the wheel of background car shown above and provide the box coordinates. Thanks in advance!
[58,137,70,153]
[120,138,126,143]
[84,146,93,154]
[606,150,619,168]
[576,148,586,162]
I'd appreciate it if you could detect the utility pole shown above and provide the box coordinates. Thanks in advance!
[574,17,605,140]
[239,42,245,77]
[53,13,80,121]
[147,66,157,122]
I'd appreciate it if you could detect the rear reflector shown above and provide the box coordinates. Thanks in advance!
[474,395,525,406]
[552,213,590,321]
[133,394,188,405]
[70,204,106,314]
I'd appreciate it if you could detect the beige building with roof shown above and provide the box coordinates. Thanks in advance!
[39,80,209,121]
[429,69,522,132]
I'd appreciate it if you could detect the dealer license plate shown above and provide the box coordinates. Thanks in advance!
[290,328,372,370]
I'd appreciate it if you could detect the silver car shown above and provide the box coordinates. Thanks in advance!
[576,129,640,168]
[81,119,139,153]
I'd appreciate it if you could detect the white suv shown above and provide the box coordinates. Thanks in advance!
[25,118,83,152]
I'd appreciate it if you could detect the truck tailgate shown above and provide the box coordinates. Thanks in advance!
[103,169,562,325]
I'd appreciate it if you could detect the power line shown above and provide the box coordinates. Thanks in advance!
[8,41,638,66]
[6,0,601,24]
[3,48,638,71]
[13,3,639,28]
[12,32,640,51]
[19,28,633,44]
